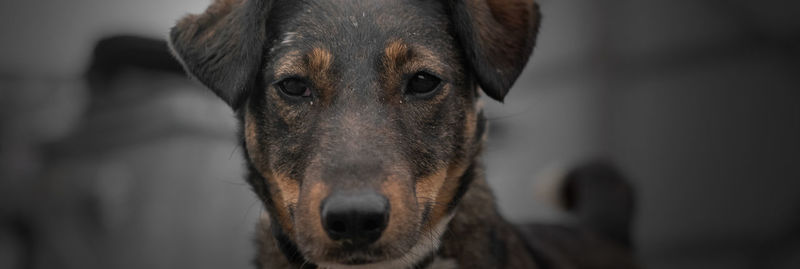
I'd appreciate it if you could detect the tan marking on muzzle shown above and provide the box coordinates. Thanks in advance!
[415,169,447,207]
[421,108,480,229]
[298,181,330,244]
[426,106,481,230]
[380,176,418,243]
[425,163,470,231]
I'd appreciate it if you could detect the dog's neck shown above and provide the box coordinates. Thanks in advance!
[254,162,541,269]
[437,167,542,268]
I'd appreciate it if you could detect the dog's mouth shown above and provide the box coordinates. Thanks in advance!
[311,239,435,269]
[341,257,376,265]
[318,246,392,265]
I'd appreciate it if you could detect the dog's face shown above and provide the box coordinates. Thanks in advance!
[245,1,477,265]
[169,0,539,267]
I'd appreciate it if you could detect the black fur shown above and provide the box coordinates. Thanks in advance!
[447,0,541,101]
[169,0,272,108]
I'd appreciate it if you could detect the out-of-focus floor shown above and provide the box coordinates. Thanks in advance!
[1,1,799,269]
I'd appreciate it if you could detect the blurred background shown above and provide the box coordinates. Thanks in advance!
[1,0,798,268]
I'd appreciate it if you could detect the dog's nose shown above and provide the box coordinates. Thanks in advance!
[321,192,389,247]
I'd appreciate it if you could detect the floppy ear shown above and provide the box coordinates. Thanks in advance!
[168,0,272,109]
[449,0,541,102]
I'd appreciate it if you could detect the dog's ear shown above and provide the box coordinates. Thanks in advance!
[169,0,272,109]
[449,0,541,102]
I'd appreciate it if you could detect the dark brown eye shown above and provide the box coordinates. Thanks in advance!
[406,72,442,96]
[276,78,311,97]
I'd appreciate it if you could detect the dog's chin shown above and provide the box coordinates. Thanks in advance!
[315,254,413,269]
[312,243,414,269]
[321,254,388,268]
[306,236,430,269]
[314,241,438,269]
[341,257,378,265]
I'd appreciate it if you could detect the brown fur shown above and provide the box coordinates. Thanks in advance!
[379,177,421,245]
[450,0,541,101]
[381,39,411,91]
[294,181,331,256]
[306,47,336,102]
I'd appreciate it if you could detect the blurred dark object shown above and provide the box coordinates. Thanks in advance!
[1,34,256,269]
[561,161,636,248]
[87,35,185,89]
[521,160,639,269]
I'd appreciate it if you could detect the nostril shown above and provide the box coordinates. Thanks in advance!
[329,219,347,234]
[362,217,382,232]
[321,192,390,246]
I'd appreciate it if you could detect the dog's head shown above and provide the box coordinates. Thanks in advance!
[169,0,539,267]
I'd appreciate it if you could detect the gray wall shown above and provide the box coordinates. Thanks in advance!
[475,0,800,268]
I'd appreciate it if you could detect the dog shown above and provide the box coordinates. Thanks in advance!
[168,0,638,268]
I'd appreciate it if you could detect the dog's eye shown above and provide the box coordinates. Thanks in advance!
[406,72,442,96]
[276,78,312,97]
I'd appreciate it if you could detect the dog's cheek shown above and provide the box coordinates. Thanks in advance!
[415,96,478,231]
[415,169,448,222]
[245,108,302,233]
[259,85,318,180]
[417,163,470,231]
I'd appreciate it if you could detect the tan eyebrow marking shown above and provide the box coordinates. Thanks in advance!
[307,47,333,75]
[270,47,336,104]
[381,39,451,103]
[383,39,449,78]
[305,47,335,102]
[381,39,411,89]
[274,47,333,79]
[384,39,411,69]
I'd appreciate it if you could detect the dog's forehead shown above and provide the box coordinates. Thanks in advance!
[271,0,452,53]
